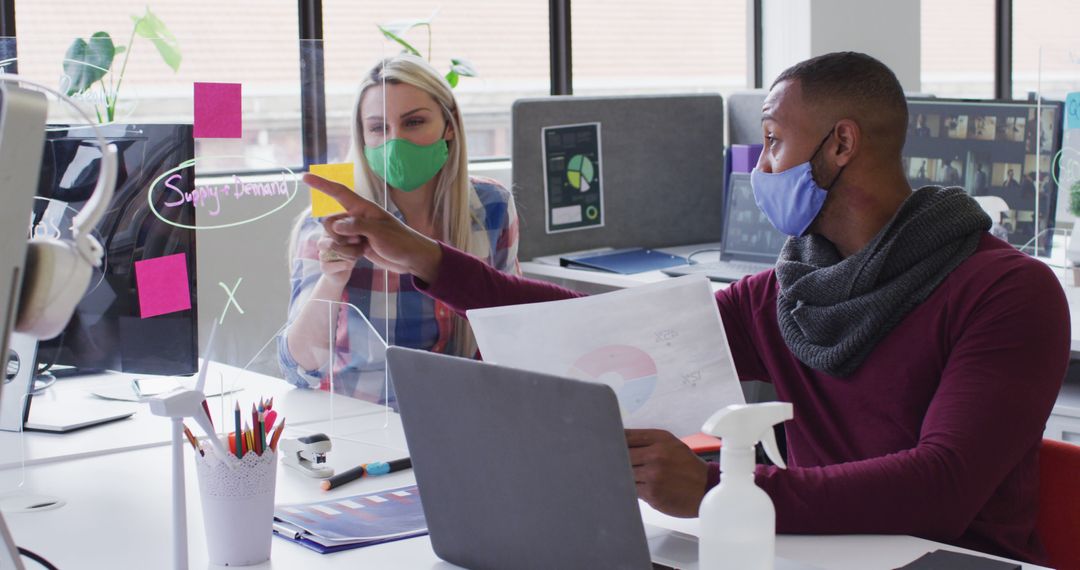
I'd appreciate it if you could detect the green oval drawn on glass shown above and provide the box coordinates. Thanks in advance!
[147,156,299,230]
[1052,148,1080,188]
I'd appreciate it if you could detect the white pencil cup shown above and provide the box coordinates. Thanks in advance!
[195,449,278,566]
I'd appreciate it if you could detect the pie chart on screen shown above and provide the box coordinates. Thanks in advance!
[566,154,595,192]
[568,345,657,414]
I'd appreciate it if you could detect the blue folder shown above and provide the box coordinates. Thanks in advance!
[273,484,428,554]
[560,248,688,275]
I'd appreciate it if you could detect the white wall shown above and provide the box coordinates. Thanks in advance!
[762,0,921,92]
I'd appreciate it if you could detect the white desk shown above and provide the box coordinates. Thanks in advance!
[0,361,389,471]
[2,410,1045,569]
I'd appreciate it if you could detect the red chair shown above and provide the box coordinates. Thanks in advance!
[1038,438,1080,570]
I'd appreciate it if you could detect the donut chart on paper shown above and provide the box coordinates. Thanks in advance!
[568,345,658,414]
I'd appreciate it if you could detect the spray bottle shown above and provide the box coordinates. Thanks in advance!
[698,402,793,569]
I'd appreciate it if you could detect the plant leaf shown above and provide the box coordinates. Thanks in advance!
[62,33,114,96]
[449,58,477,77]
[377,24,421,57]
[114,45,126,55]
[133,8,182,71]
[445,70,459,88]
[378,10,438,37]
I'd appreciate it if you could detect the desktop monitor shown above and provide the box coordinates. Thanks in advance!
[32,123,198,377]
[903,98,1064,254]
[721,172,786,264]
[0,81,49,569]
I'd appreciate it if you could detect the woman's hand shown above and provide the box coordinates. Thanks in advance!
[305,173,443,284]
[315,229,359,286]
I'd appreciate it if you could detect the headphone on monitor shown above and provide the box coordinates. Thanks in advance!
[0,76,117,340]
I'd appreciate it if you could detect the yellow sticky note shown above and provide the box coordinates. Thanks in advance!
[309,162,356,217]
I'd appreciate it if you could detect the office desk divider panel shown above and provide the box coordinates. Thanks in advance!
[511,94,726,260]
[726,90,768,147]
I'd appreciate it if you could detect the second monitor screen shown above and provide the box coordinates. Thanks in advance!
[903,98,1063,254]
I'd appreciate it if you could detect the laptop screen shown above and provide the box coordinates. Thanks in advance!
[722,172,786,263]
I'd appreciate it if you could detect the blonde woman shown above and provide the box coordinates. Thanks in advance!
[279,54,519,401]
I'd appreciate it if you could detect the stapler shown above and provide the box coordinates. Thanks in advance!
[281,433,334,478]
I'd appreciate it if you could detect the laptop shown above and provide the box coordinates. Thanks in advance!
[663,172,786,282]
[20,370,137,433]
[23,395,136,433]
[387,347,816,570]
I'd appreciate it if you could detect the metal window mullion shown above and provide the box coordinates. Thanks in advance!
[1,0,16,74]
[298,0,327,168]
[549,0,572,95]
[994,0,1012,100]
[748,0,762,89]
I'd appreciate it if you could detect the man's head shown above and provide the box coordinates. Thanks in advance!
[757,51,908,178]
[755,52,912,255]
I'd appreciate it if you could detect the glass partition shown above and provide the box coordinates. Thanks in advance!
[1041,42,1080,272]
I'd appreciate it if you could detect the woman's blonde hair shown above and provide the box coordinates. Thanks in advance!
[351,53,477,357]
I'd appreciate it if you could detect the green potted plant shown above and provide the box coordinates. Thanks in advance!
[377,12,477,87]
[1068,179,1080,282]
[62,7,181,123]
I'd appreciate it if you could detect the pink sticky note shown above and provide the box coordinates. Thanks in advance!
[134,253,192,319]
[194,82,242,138]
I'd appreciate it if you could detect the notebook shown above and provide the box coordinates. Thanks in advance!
[273,484,427,554]
[663,172,785,282]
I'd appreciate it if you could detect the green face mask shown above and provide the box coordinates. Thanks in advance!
[364,138,449,192]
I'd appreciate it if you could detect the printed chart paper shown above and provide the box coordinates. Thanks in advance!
[467,275,744,436]
[542,122,604,234]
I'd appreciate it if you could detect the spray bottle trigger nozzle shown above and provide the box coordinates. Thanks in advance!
[761,428,787,470]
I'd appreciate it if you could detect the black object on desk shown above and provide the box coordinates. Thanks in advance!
[895,549,1021,569]
[560,248,688,274]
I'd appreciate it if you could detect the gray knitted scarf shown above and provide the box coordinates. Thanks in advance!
[774,186,991,377]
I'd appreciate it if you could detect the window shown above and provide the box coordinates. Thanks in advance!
[571,0,748,98]
[321,1,550,161]
[15,1,302,173]
[921,0,995,98]
[1012,0,1080,101]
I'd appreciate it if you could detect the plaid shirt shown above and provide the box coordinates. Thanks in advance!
[278,177,519,399]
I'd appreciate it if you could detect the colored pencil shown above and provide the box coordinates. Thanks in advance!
[257,409,266,454]
[264,410,278,433]
[182,424,203,456]
[233,402,242,459]
[250,404,259,454]
[201,399,214,428]
[268,421,285,452]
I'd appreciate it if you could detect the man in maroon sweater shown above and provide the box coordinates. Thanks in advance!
[305,52,1069,564]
